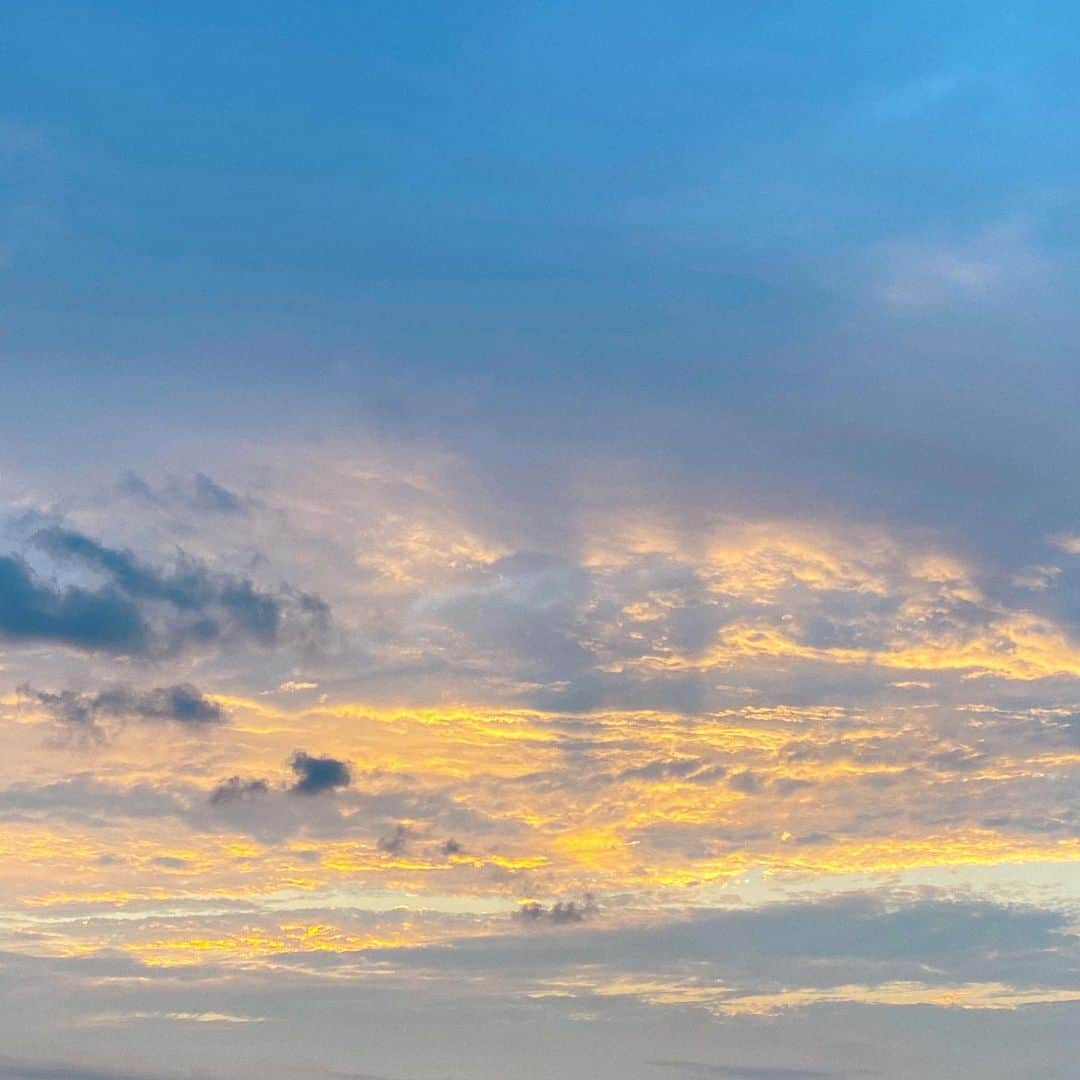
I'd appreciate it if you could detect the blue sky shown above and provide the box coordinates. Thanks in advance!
[1,5,1079,1079]
[7,1,1080,553]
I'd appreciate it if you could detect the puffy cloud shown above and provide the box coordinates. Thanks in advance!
[32,525,281,644]
[288,751,351,796]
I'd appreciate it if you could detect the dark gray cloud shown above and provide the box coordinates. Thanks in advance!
[33,525,281,644]
[22,683,224,732]
[0,554,150,654]
[441,838,463,856]
[0,525,329,657]
[209,776,271,805]
[32,527,213,610]
[288,751,351,796]
[519,895,596,925]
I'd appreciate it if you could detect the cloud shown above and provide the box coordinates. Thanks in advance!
[208,776,270,805]
[22,683,225,733]
[0,554,150,654]
[416,553,594,685]
[378,824,410,855]
[190,473,245,514]
[288,751,351,796]
[1048,532,1080,555]
[441,838,463,856]
[0,525,331,657]
[519,896,596,924]
[84,1010,264,1025]
[0,777,182,825]
[389,894,1077,998]
[32,527,216,610]
[1011,564,1061,591]
[728,770,761,794]
[150,856,189,870]
[613,758,715,783]
[118,470,247,515]
[873,223,1049,313]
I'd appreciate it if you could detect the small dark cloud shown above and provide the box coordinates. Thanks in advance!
[551,899,592,923]
[441,838,463,856]
[288,751,351,796]
[378,824,409,854]
[152,684,224,724]
[519,895,595,924]
[209,777,270,805]
[22,683,225,734]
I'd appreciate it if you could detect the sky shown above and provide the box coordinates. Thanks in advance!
[1,3,1079,1078]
